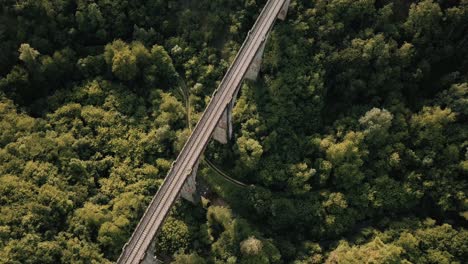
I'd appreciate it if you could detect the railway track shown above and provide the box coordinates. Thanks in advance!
[117,1,287,263]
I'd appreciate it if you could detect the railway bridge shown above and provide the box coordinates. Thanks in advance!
[117,0,290,263]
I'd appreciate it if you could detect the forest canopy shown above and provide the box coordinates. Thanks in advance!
[0,0,467,263]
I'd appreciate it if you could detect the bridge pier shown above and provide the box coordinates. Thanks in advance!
[212,105,232,144]
[278,0,290,20]
[180,160,200,203]
[245,40,267,81]
[141,239,158,264]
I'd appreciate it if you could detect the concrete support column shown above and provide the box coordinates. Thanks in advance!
[244,40,267,81]
[141,239,159,264]
[180,160,200,203]
[212,82,242,145]
[277,0,290,21]
[212,106,231,144]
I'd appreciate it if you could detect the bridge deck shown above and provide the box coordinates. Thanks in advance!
[117,1,286,263]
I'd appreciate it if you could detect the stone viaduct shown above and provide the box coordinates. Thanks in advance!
[117,1,290,263]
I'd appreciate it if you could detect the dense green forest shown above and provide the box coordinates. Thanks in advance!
[0,0,467,263]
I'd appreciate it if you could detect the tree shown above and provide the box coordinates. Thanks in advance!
[104,40,137,81]
[326,238,406,264]
[172,253,206,264]
[155,217,190,256]
[149,45,178,87]
[411,106,456,146]
[404,0,443,42]
[236,135,263,170]
[58,233,111,264]
[18,43,40,67]
[287,163,316,195]
[98,216,130,258]
[240,236,263,256]
[153,91,186,129]
[75,3,107,40]
[70,202,111,241]
[359,108,393,134]
[111,49,138,81]
[322,132,366,189]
